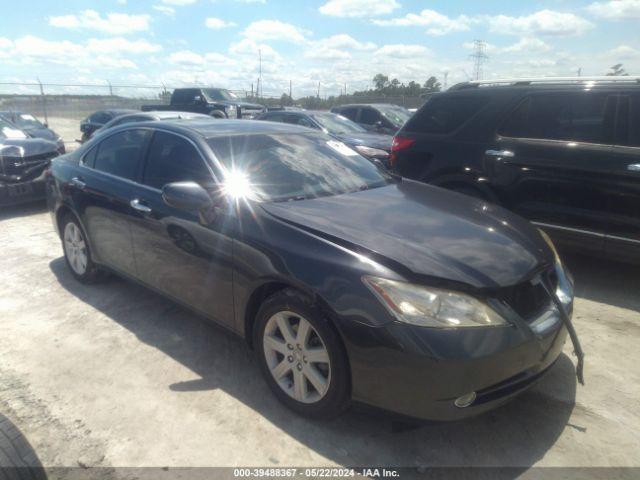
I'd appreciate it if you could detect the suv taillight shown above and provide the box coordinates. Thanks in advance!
[390,136,415,169]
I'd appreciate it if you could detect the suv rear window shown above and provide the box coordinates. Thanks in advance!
[500,93,617,144]
[405,96,488,134]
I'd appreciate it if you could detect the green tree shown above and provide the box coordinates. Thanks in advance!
[423,76,442,93]
[373,73,389,90]
[607,63,628,76]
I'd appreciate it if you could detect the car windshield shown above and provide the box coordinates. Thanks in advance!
[206,133,393,202]
[310,113,367,135]
[377,105,412,127]
[0,118,28,139]
[203,89,238,101]
[10,113,45,130]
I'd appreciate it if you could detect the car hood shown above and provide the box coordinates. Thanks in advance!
[0,137,59,156]
[260,180,553,289]
[24,127,58,141]
[334,132,392,152]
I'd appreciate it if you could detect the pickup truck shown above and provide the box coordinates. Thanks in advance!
[142,88,265,119]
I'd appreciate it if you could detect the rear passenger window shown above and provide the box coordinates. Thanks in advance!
[142,131,212,190]
[338,108,358,121]
[407,96,488,134]
[359,108,381,125]
[82,146,97,167]
[621,95,640,147]
[500,93,616,144]
[94,129,148,180]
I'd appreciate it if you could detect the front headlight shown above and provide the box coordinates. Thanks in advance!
[538,229,574,309]
[363,276,508,328]
[354,145,390,159]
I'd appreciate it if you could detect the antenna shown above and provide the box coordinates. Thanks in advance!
[469,40,489,80]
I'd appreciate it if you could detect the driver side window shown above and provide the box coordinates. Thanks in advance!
[359,108,381,125]
[142,131,212,190]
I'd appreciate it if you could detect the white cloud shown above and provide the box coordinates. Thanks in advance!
[487,10,593,36]
[161,0,197,5]
[373,9,474,36]
[169,50,205,66]
[153,5,176,15]
[86,38,162,55]
[374,44,430,58]
[304,49,351,61]
[242,20,310,43]
[587,0,640,19]
[205,17,237,29]
[314,34,375,51]
[49,10,150,35]
[319,0,400,18]
[229,38,281,60]
[607,44,640,59]
[500,37,552,54]
[2,35,151,70]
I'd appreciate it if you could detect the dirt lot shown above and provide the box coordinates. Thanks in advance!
[1,203,639,477]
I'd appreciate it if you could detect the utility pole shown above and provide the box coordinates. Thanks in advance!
[469,40,489,80]
[107,80,113,97]
[577,68,582,77]
[317,82,320,99]
[36,77,48,127]
[258,49,262,98]
[443,71,449,90]
[289,79,292,99]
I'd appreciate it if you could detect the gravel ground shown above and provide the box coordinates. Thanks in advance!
[0,203,639,478]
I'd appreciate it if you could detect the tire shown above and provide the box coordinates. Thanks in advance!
[253,289,350,419]
[0,414,46,480]
[61,213,104,284]
[209,110,226,119]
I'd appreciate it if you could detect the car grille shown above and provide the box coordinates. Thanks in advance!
[499,268,558,322]
[0,151,57,178]
[239,106,265,119]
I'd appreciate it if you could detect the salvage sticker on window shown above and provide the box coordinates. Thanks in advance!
[326,140,358,156]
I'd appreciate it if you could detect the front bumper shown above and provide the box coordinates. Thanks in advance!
[0,174,46,206]
[339,311,568,421]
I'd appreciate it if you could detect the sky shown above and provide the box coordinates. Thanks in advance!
[0,0,639,98]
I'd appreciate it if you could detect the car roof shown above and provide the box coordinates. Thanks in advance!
[333,103,403,109]
[124,118,316,138]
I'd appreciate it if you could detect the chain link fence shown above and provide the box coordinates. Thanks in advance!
[0,82,425,150]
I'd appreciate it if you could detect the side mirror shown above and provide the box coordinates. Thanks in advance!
[194,95,204,104]
[162,181,213,211]
[44,123,49,128]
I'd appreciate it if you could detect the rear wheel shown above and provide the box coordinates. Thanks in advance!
[254,289,350,419]
[61,214,104,283]
[209,110,226,119]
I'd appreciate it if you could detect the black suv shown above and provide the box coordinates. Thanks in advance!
[392,77,640,263]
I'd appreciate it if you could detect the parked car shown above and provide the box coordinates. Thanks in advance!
[331,103,412,135]
[256,110,392,168]
[94,111,210,137]
[1,117,61,206]
[47,119,580,421]
[391,76,640,264]
[141,88,265,119]
[79,109,137,143]
[0,111,65,153]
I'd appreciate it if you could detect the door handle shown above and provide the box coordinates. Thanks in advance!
[485,149,515,158]
[69,177,86,190]
[627,163,640,172]
[130,198,152,214]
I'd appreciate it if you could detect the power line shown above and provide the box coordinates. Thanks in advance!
[469,40,489,81]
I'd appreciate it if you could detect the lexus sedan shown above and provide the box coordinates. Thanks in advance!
[46,119,580,420]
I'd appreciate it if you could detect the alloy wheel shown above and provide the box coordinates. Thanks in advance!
[262,311,331,404]
[64,222,88,276]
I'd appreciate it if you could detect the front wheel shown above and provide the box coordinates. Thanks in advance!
[254,289,350,419]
